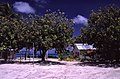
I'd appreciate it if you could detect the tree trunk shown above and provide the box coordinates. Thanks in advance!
[25,51,26,60]
[41,50,46,61]
[34,48,37,58]
[4,49,8,62]
[4,51,7,62]
[20,51,21,63]
[38,50,41,58]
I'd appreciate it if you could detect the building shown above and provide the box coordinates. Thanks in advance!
[73,43,96,58]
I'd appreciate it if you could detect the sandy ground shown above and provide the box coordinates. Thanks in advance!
[0,59,120,79]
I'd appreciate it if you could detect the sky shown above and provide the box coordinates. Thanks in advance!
[0,0,120,36]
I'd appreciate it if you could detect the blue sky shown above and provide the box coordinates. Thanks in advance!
[1,0,120,36]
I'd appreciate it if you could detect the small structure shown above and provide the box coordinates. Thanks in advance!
[0,48,16,61]
[8,49,16,61]
[73,43,96,58]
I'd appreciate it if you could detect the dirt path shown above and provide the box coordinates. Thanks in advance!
[0,59,120,79]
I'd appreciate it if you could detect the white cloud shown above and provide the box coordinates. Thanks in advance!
[13,2,35,14]
[73,15,88,25]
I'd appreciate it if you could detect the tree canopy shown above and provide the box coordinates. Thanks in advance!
[30,10,74,61]
[0,3,74,61]
[0,3,23,52]
[80,5,120,62]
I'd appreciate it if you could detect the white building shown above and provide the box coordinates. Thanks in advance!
[73,43,96,57]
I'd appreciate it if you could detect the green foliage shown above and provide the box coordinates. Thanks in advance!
[80,5,120,62]
[74,36,82,43]
[58,50,69,60]
[30,10,74,61]
[0,3,23,52]
[0,3,12,16]
[0,3,74,61]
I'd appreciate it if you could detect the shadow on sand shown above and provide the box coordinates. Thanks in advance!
[74,61,120,68]
[0,59,66,66]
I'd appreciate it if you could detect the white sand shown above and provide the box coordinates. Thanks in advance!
[0,59,120,79]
